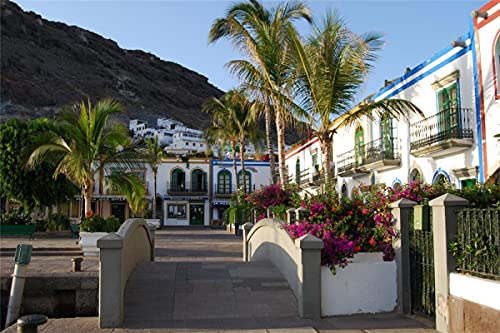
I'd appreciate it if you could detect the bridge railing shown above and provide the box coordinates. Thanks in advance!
[97,218,156,328]
[242,218,323,319]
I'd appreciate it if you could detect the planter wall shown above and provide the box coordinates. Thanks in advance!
[321,252,397,316]
[78,232,108,256]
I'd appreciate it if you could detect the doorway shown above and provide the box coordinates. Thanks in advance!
[189,203,204,225]
[111,202,126,222]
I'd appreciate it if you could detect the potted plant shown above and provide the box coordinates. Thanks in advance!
[79,211,121,256]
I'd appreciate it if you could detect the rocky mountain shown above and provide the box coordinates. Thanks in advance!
[0,0,224,128]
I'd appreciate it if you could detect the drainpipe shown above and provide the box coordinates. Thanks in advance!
[469,16,486,182]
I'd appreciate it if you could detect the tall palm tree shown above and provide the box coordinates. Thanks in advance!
[289,13,423,183]
[27,99,139,214]
[142,137,165,219]
[209,0,311,187]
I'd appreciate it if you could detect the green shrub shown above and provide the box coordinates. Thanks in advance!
[80,211,122,232]
[0,209,32,225]
[46,213,70,231]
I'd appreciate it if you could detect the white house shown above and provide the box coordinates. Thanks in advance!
[285,1,500,197]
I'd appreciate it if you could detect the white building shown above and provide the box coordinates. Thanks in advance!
[285,1,500,197]
[169,128,206,154]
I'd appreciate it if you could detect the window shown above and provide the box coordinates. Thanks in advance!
[217,170,231,194]
[311,149,319,172]
[437,83,459,133]
[193,143,195,146]
[191,169,206,192]
[495,34,500,97]
[461,178,477,189]
[393,182,403,191]
[433,173,448,187]
[355,126,364,166]
[168,204,187,219]
[341,184,348,198]
[238,170,252,193]
[380,113,394,159]
[409,169,422,182]
[171,168,185,191]
[295,159,300,184]
[185,142,188,146]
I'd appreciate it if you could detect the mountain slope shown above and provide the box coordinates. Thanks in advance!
[0,0,223,128]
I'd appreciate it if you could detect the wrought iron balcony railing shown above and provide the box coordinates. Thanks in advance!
[166,181,208,195]
[337,137,400,174]
[410,108,473,151]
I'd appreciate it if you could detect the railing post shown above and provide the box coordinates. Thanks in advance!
[97,233,124,328]
[242,222,254,262]
[286,208,296,225]
[429,194,469,333]
[295,234,324,319]
[295,207,307,222]
[266,206,273,218]
[147,223,156,261]
[389,198,417,315]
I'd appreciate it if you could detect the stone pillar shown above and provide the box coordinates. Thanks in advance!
[295,234,324,319]
[286,208,296,225]
[242,222,254,262]
[389,198,417,314]
[148,223,156,261]
[97,233,124,328]
[266,207,274,218]
[429,193,469,333]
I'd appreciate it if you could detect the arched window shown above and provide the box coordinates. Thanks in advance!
[433,173,449,187]
[238,170,252,193]
[409,169,422,183]
[171,168,185,191]
[191,169,206,192]
[355,126,365,166]
[295,159,300,184]
[217,170,231,194]
[495,34,500,97]
[393,182,403,191]
[380,113,394,159]
[341,184,348,198]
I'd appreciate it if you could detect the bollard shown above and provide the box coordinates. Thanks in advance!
[72,257,83,272]
[17,314,48,333]
[6,245,32,326]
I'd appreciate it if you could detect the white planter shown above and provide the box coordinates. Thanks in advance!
[145,219,160,230]
[78,232,108,256]
[321,252,397,316]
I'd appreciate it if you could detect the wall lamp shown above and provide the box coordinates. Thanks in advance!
[471,10,488,19]
[451,40,467,48]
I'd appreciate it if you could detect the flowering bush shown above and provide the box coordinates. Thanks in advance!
[80,211,121,232]
[246,183,301,220]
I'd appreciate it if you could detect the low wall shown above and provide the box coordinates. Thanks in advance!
[97,218,155,328]
[448,273,500,333]
[321,252,397,316]
[243,219,323,319]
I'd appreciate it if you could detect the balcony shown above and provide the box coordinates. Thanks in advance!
[410,108,473,158]
[337,137,401,177]
[166,181,208,196]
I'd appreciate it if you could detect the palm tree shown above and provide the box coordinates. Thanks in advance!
[208,0,311,187]
[27,98,139,214]
[142,137,165,219]
[289,13,423,183]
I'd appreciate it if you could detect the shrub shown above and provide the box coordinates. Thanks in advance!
[80,211,122,232]
[46,213,70,231]
[0,209,32,225]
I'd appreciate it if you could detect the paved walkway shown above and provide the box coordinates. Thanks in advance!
[2,228,436,332]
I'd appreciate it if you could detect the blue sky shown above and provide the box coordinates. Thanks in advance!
[15,0,483,101]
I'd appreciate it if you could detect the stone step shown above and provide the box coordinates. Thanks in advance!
[0,251,84,257]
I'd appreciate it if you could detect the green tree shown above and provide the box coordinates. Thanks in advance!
[27,99,139,214]
[0,118,77,211]
[209,0,311,186]
[107,173,147,217]
[142,137,165,219]
[289,12,423,183]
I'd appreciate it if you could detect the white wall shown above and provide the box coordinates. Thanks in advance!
[449,273,500,310]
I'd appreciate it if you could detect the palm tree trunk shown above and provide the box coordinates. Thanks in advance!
[275,108,287,187]
[231,140,238,201]
[239,138,247,195]
[264,106,276,184]
[98,164,104,215]
[83,181,94,214]
[152,171,157,219]
[321,138,332,184]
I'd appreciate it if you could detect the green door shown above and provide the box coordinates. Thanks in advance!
[355,126,365,166]
[189,204,204,225]
[437,83,459,136]
[380,113,394,159]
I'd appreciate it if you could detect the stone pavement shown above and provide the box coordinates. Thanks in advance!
[1,228,437,333]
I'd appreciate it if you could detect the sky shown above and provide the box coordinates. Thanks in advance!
[14,0,484,102]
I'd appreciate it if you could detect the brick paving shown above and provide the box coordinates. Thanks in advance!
[1,228,437,333]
